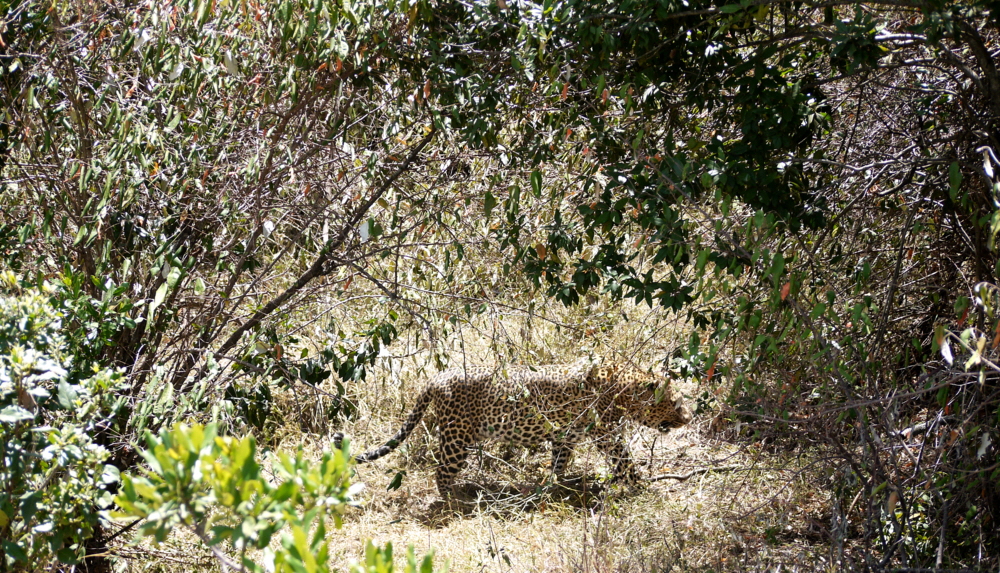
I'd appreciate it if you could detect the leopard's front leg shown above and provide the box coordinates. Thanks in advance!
[596,433,641,485]
[550,427,585,478]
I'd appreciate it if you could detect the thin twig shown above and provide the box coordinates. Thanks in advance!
[647,465,742,482]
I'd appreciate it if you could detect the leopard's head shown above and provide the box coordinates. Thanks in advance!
[630,375,693,432]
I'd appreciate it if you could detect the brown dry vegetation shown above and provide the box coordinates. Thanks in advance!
[118,415,834,572]
[5,2,999,570]
[115,298,837,573]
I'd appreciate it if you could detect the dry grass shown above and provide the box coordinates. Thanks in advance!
[115,304,837,573]
[302,414,834,573]
[116,408,835,572]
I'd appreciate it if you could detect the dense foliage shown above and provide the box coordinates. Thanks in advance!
[405,2,1000,567]
[0,282,124,568]
[115,423,435,573]
[2,0,999,570]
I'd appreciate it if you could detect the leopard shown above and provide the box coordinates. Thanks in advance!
[333,361,694,497]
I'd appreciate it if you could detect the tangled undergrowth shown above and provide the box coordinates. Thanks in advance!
[113,305,837,573]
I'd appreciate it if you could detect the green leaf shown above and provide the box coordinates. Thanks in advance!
[195,0,210,25]
[0,406,34,423]
[166,110,181,132]
[771,253,785,281]
[150,282,168,314]
[73,225,89,247]
[696,248,710,271]
[989,211,1000,250]
[3,540,28,563]
[57,379,79,409]
[167,266,182,289]
[484,191,497,217]
[387,470,406,491]
[56,548,80,564]
[102,464,121,485]
[631,129,645,151]
[194,277,206,296]
[719,4,744,13]
[530,170,542,198]
[949,161,962,200]
[20,492,40,523]
[810,303,826,320]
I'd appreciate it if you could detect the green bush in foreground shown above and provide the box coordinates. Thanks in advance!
[114,422,439,573]
[0,285,125,569]
[0,283,435,572]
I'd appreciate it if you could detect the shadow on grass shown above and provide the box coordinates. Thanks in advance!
[412,474,633,527]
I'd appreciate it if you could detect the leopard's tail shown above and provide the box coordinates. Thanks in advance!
[332,385,434,463]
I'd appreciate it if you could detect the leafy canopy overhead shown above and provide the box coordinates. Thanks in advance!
[403,0,999,306]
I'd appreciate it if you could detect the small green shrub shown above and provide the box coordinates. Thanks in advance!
[114,422,441,572]
[0,286,126,569]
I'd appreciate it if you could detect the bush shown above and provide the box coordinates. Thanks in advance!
[113,422,439,573]
[0,278,440,571]
[0,281,125,569]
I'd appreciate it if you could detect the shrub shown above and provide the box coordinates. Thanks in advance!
[0,283,125,569]
[114,423,439,573]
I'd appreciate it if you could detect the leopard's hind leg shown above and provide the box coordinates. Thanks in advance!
[434,426,471,496]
